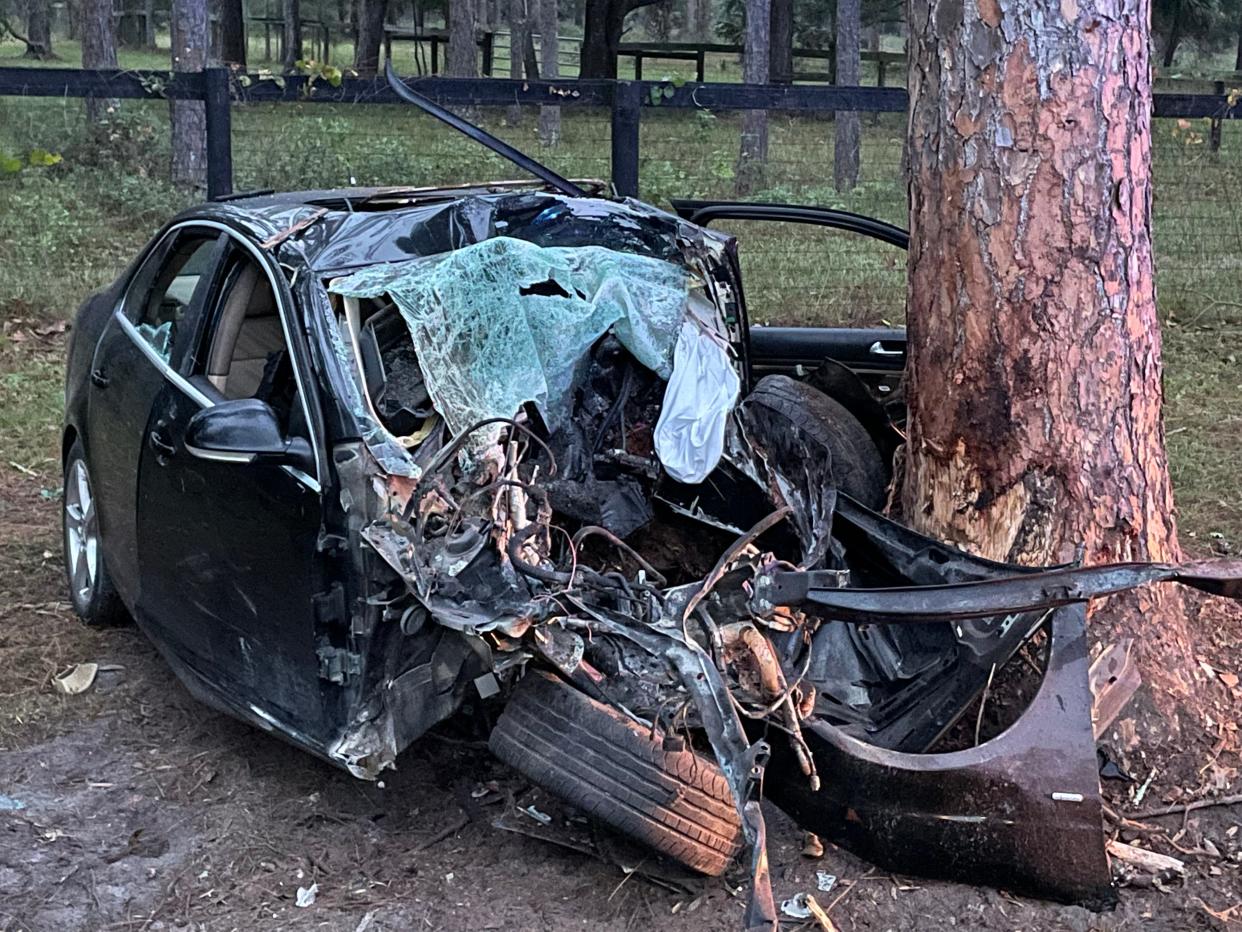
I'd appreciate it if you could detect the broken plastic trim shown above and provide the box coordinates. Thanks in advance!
[384,61,588,199]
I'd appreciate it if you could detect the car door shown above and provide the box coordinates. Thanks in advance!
[84,228,226,606]
[134,228,329,734]
[668,200,909,389]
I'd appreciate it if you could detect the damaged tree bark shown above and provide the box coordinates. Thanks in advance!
[902,0,1197,730]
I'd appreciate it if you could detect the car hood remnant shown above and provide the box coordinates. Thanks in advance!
[301,194,1242,932]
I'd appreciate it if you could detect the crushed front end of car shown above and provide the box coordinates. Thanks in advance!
[289,190,1241,931]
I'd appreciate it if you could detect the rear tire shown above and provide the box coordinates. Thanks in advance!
[744,374,888,508]
[490,671,743,875]
[62,440,127,627]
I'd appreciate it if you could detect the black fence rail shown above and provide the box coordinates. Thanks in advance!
[3,66,1239,201]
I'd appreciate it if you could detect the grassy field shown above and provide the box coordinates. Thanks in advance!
[1,35,1239,553]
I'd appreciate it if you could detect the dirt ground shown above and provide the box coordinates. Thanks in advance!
[2,381,1242,931]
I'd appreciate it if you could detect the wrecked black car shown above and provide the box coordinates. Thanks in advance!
[62,76,1242,932]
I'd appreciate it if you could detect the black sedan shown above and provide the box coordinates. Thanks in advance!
[62,181,1240,926]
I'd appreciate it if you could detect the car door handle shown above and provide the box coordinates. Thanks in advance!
[148,431,176,457]
[90,367,110,388]
[868,341,904,357]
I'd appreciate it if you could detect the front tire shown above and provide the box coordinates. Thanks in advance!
[490,671,743,875]
[63,440,127,627]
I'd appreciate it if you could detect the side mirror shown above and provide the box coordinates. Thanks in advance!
[185,399,314,473]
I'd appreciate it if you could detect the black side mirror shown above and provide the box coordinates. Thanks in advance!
[185,399,314,473]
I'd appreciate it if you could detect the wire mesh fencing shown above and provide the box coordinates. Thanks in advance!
[1,82,1239,334]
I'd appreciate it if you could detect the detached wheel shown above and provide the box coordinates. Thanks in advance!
[63,440,127,627]
[490,671,743,875]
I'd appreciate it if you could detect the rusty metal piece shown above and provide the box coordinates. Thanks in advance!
[1089,638,1141,738]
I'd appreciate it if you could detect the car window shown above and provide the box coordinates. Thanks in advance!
[199,249,308,440]
[126,234,219,366]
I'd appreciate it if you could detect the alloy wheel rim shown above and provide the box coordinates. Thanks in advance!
[64,458,98,606]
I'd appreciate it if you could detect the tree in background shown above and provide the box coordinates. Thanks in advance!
[904,0,1198,731]
[769,0,792,83]
[833,0,859,191]
[579,0,665,79]
[24,0,51,58]
[170,0,208,188]
[81,0,117,122]
[282,0,303,72]
[219,0,247,69]
[447,0,478,76]
[734,0,768,195]
[507,0,530,122]
[0,0,54,58]
[537,0,560,145]
[354,0,388,75]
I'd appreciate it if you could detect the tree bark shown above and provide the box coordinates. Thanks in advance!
[354,0,388,75]
[508,0,529,122]
[769,0,792,84]
[537,0,560,145]
[283,0,303,71]
[904,0,1195,729]
[219,0,247,69]
[170,0,208,189]
[447,0,478,75]
[579,0,663,79]
[24,0,52,58]
[833,0,860,191]
[81,0,117,123]
[735,0,769,195]
[1235,2,1242,72]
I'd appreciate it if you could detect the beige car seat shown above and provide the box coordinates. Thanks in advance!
[206,261,285,399]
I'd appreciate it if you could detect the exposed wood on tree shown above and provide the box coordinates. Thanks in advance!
[833,0,860,191]
[81,0,117,123]
[769,0,792,84]
[283,0,303,72]
[735,0,769,195]
[903,0,1196,732]
[170,0,208,189]
[538,0,560,146]
[447,0,479,76]
[354,0,389,76]
[219,0,247,69]
[579,0,664,79]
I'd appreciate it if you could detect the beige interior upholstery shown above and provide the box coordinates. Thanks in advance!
[207,261,284,399]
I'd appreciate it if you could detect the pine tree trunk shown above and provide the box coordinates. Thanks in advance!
[579,0,616,79]
[24,0,52,58]
[1162,0,1182,69]
[833,0,859,191]
[735,0,769,196]
[537,0,560,146]
[903,0,1196,730]
[219,0,247,69]
[170,0,208,189]
[447,0,478,75]
[769,0,792,84]
[507,0,528,123]
[282,0,303,71]
[354,0,388,75]
[81,0,117,123]
[1235,5,1242,72]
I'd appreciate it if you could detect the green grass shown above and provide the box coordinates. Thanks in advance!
[0,80,1238,555]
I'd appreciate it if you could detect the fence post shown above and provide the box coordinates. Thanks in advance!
[611,80,641,198]
[204,67,233,200]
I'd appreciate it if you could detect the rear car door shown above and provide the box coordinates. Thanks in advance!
[134,228,330,733]
[83,228,225,605]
